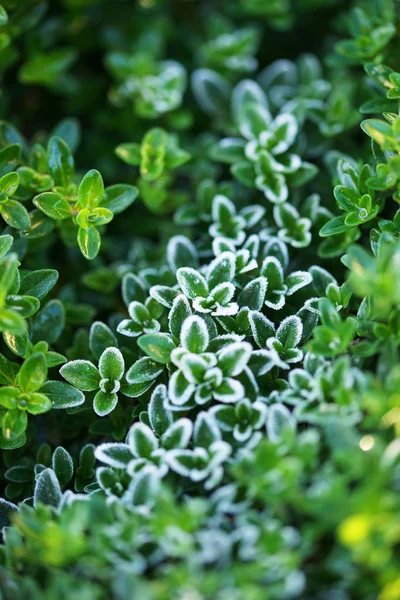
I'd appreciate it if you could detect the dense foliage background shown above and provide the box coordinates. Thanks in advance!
[0,0,399,598]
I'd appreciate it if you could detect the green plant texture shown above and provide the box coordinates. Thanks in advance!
[0,1,398,599]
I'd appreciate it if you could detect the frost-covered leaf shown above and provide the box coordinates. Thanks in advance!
[180,315,209,353]
[238,277,267,310]
[95,443,132,469]
[126,357,164,384]
[34,468,62,508]
[138,333,176,364]
[98,347,124,381]
[148,384,173,436]
[167,235,198,271]
[93,390,118,416]
[249,311,275,348]
[169,295,192,338]
[127,422,158,458]
[266,404,296,443]
[60,360,100,391]
[207,252,235,288]
[162,418,192,450]
[276,316,303,349]
[217,342,252,376]
[128,465,160,507]
[194,412,221,448]
[177,267,208,300]
[89,321,117,361]
[52,447,73,487]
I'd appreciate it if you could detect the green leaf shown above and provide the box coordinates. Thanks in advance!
[207,252,235,288]
[0,6,8,27]
[140,128,168,181]
[5,465,32,483]
[2,409,27,440]
[232,79,268,126]
[20,210,54,240]
[0,308,26,335]
[334,185,359,211]
[78,169,104,209]
[0,122,25,151]
[47,137,74,188]
[164,144,190,170]
[0,145,20,177]
[319,298,341,328]
[52,118,81,153]
[211,139,246,164]
[115,143,141,166]
[101,184,138,214]
[0,253,19,296]
[89,207,113,227]
[0,234,13,258]
[168,369,195,406]
[209,281,235,305]
[0,386,18,409]
[33,192,72,220]
[361,118,393,147]
[122,273,146,305]
[121,380,153,398]
[150,285,179,308]
[77,207,113,229]
[19,269,59,300]
[19,48,77,87]
[0,430,26,450]
[3,328,29,357]
[191,69,231,116]
[138,333,176,364]
[40,380,85,409]
[0,171,19,195]
[31,299,65,345]
[1,199,30,230]
[45,351,66,368]
[319,215,351,237]
[25,392,52,415]
[7,295,40,318]
[89,321,117,361]
[18,352,48,394]
[77,226,101,260]
[0,353,18,386]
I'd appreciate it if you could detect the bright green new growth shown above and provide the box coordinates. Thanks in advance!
[0,1,398,599]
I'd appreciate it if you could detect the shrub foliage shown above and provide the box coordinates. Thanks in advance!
[0,0,398,598]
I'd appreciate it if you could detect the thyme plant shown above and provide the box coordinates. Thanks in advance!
[0,1,398,599]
